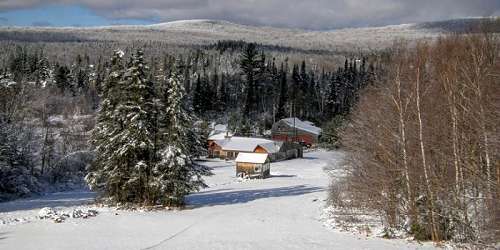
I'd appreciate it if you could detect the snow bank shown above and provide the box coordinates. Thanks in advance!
[38,207,98,223]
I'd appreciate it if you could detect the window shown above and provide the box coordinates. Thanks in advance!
[254,165,261,172]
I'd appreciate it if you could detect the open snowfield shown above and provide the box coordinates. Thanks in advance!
[0,150,436,250]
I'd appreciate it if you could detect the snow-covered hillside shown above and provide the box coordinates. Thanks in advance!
[2,18,498,52]
[0,19,444,51]
[0,150,435,250]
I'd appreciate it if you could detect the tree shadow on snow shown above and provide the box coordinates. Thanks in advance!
[270,174,297,178]
[0,191,96,213]
[185,185,323,208]
[301,156,318,160]
[0,232,9,241]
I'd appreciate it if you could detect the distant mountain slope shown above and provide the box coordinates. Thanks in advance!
[0,17,498,51]
[417,17,500,33]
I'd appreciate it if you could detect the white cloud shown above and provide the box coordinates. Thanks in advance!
[0,0,499,29]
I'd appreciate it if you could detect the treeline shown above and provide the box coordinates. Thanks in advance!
[1,41,377,130]
[190,42,377,132]
[335,34,499,244]
[205,39,335,55]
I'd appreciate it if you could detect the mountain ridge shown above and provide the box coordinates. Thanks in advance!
[0,17,498,52]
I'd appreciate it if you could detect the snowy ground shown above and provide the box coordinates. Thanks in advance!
[0,150,436,250]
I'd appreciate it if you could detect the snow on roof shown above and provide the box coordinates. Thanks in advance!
[208,132,233,140]
[258,142,282,154]
[281,118,322,135]
[214,124,227,132]
[235,153,269,164]
[215,137,275,152]
[209,124,231,137]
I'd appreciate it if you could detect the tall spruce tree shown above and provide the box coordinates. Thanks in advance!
[240,43,261,119]
[193,74,203,114]
[87,50,156,204]
[152,71,210,206]
[216,73,228,112]
[86,50,126,200]
[276,64,288,120]
[113,50,155,203]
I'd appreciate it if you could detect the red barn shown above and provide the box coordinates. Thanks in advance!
[271,118,321,147]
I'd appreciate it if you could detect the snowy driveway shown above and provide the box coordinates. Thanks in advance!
[0,150,435,250]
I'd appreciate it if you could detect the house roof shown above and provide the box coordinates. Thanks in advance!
[208,132,234,140]
[280,118,322,135]
[213,124,227,132]
[257,141,282,154]
[213,136,276,152]
[235,153,269,164]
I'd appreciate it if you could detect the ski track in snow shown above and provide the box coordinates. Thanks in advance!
[0,150,436,250]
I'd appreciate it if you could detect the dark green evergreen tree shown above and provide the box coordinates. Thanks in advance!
[152,70,210,206]
[87,50,156,204]
[240,43,261,119]
[276,63,288,120]
[193,74,204,114]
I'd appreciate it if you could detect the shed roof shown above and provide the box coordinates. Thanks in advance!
[235,153,269,164]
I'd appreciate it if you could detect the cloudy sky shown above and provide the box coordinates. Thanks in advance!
[0,0,499,29]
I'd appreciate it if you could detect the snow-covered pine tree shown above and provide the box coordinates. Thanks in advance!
[275,63,288,121]
[86,50,130,202]
[192,73,203,115]
[110,50,156,203]
[240,43,261,119]
[35,56,50,88]
[151,70,210,206]
[87,48,150,202]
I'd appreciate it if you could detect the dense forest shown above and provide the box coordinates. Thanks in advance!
[0,38,377,202]
[332,34,499,244]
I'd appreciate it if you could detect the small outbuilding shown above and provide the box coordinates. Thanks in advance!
[235,153,270,179]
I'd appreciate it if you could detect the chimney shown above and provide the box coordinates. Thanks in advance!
[224,131,232,139]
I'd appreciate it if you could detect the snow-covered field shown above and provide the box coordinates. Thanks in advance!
[0,150,436,250]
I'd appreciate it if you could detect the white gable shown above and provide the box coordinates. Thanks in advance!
[235,153,269,164]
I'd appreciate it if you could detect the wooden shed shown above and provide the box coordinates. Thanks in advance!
[235,153,270,179]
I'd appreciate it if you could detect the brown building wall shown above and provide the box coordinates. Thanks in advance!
[272,134,316,145]
[236,162,270,178]
[254,146,268,153]
[208,141,223,158]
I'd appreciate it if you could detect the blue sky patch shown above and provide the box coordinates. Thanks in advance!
[0,4,153,27]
